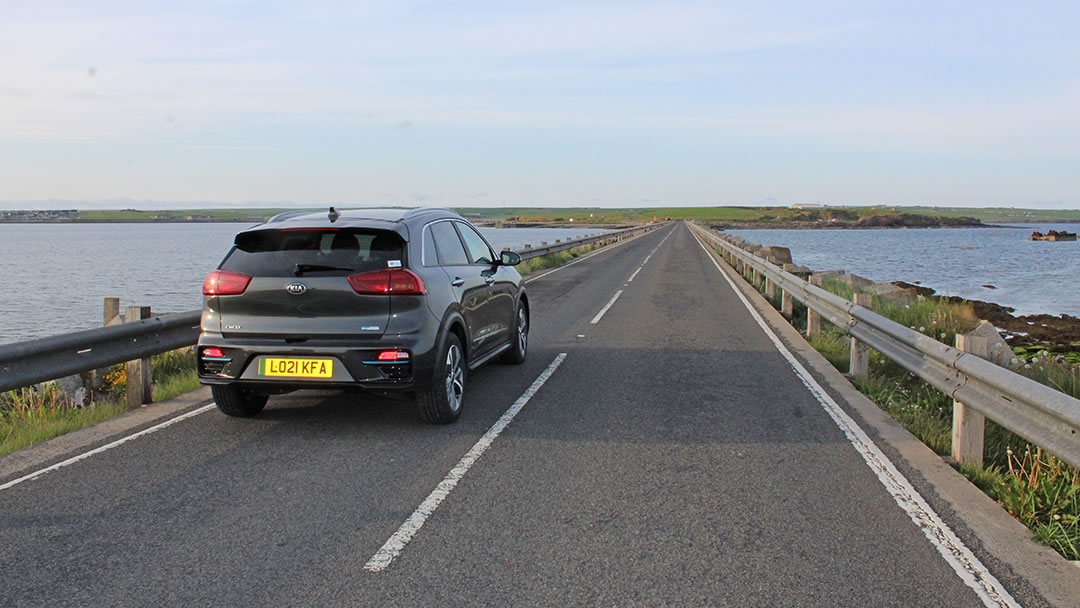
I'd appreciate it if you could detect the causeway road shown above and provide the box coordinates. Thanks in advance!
[0,223,1054,606]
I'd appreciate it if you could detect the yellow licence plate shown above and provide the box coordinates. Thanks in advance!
[259,358,334,378]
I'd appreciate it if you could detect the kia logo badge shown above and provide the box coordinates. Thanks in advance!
[285,282,308,295]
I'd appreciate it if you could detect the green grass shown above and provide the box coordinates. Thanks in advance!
[516,243,602,275]
[0,347,201,458]
[901,206,1080,224]
[0,392,126,458]
[152,370,201,402]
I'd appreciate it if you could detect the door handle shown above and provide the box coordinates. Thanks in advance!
[452,278,464,287]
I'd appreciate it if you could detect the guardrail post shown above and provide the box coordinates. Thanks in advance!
[104,297,120,325]
[125,306,153,410]
[781,264,795,319]
[952,334,988,467]
[764,256,776,300]
[807,275,823,337]
[849,293,872,378]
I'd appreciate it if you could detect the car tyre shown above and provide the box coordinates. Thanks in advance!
[501,303,528,364]
[417,332,466,424]
[212,385,269,417]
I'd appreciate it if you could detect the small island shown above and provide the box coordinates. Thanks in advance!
[1029,230,1077,241]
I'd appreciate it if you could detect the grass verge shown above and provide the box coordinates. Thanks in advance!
[0,347,200,458]
[517,242,603,276]
[720,247,1080,560]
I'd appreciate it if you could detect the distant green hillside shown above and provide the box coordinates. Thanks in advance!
[898,206,1080,224]
[76,208,301,221]
[52,204,1080,225]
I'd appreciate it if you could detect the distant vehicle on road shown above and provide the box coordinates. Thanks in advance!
[197,207,529,423]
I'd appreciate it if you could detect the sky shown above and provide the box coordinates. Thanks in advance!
[1,1,1078,209]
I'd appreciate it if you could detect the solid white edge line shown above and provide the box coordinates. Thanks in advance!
[0,404,217,492]
[523,224,674,285]
[691,231,1020,608]
[627,267,642,283]
[364,352,568,572]
[590,290,623,325]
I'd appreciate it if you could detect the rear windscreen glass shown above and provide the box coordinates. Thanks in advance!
[220,229,405,277]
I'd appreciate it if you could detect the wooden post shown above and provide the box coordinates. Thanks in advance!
[125,306,153,410]
[104,297,120,325]
[849,293,872,378]
[952,334,988,467]
[764,256,776,300]
[781,264,795,318]
[807,275,823,337]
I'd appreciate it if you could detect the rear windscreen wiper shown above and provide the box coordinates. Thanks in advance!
[294,263,354,276]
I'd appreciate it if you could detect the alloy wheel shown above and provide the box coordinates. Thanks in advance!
[516,308,528,355]
[445,343,464,413]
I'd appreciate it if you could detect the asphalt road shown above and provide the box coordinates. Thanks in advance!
[0,223,1026,606]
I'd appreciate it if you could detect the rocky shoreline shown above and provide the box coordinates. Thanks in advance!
[891,281,1080,353]
[717,232,1078,357]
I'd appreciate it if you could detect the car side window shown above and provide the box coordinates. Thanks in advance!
[429,221,469,266]
[456,222,494,265]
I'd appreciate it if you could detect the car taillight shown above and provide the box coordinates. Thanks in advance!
[377,350,410,361]
[201,348,226,359]
[203,270,252,295]
[347,269,425,295]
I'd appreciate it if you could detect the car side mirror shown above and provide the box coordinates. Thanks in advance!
[500,251,521,266]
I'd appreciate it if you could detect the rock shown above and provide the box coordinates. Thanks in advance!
[813,270,847,281]
[868,282,915,304]
[759,246,793,265]
[982,284,997,290]
[835,273,874,290]
[89,368,111,390]
[891,281,936,298]
[967,320,1023,369]
[55,374,83,398]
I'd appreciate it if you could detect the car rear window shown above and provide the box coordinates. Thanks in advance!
[220,228,405,277]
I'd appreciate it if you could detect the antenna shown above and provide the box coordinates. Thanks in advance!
[328,206,339,223]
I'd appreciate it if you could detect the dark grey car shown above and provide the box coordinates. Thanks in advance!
[197,207,528,423]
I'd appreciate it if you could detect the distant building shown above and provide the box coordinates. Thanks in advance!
[791,203,826,209]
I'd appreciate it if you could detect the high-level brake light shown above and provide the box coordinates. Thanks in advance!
[347,269,425,295]
[202,270,252,295]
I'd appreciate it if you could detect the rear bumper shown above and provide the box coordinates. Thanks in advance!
[197,329,440,393]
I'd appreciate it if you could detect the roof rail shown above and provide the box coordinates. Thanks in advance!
[267,209,316,223]
[402,207,455,219]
